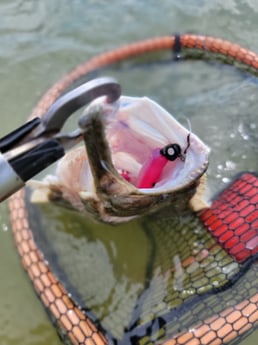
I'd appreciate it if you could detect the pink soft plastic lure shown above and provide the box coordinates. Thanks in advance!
[137,144,183,188]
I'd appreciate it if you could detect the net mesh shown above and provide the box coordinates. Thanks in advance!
[124,173,258,345]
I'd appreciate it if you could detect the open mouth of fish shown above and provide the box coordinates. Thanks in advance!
[103,96,209,193]
[32,96,210,222]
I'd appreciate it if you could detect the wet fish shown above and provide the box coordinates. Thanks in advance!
[26,96,257,345]
[30,96,210,223]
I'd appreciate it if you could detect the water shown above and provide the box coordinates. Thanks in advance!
[0,0,257,344]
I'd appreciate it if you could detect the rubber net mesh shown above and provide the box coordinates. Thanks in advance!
[25,172,257,345]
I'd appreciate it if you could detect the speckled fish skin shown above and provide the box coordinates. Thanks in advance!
[33,96,209,224]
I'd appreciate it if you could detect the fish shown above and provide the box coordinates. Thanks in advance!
[30,95,210,223]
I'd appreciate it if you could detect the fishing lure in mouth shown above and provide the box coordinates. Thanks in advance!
[136,136,191,189]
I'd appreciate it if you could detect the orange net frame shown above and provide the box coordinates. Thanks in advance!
[8,34,258,345]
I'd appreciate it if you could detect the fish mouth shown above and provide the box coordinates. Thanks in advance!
[33,95,210,221]
[95,96,210,195]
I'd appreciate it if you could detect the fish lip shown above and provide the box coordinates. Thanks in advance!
[106,96,210,194]
[40,95,210,222]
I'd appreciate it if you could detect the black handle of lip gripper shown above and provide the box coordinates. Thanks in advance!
[0,118,41,154]
[9,139,65,182]
[0,118,63,201]
[0,137,64,202]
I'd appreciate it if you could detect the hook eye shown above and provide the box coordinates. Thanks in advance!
[160,143,182,161]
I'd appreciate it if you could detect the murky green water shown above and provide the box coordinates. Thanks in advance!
[0,1,257,344]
